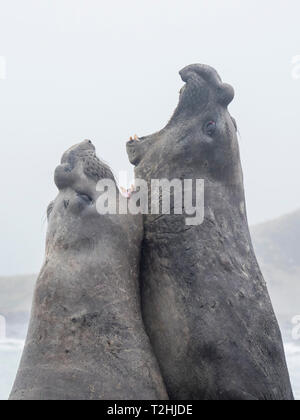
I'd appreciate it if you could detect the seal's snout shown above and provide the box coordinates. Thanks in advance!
[82,139,95,149]
[61,140,95,164]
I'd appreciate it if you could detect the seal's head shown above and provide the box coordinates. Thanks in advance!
[47,140,116,253]
[127,64,241,184]
[55,139,114,190]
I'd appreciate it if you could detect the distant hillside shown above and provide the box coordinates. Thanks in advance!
[251,210,300,332]
[252,210,300,271]
[0,275,36,315]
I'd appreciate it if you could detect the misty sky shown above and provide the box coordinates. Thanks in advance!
[0,0,299,276]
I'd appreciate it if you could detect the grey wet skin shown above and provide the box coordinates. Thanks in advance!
[10,140,168,401]
[127,64,294,400]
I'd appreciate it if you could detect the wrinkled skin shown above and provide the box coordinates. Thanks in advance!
[10,140,168,400]
[127,64,294,400]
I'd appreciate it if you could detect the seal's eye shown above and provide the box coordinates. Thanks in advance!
[205,121,216,136]
[77,193,93,204]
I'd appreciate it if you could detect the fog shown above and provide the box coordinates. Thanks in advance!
[0,0,299,275]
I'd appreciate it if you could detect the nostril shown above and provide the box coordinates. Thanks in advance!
[64,200,70,209]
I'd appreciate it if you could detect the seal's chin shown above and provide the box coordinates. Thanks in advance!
[126,135,157,166]
[126,140,141,166]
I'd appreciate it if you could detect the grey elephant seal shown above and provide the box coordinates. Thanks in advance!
[10,140,168,400]
[127,65,294,400]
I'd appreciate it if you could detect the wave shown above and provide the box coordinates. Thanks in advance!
[284,342,300,356]
[0,338,24,351]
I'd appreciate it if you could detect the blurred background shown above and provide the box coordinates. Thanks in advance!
[0,0,299,400]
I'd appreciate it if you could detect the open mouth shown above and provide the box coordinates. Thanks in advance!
[76,192,94,205]
[127,134,141,146]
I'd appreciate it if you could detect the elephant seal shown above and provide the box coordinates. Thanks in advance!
[127,64,294,400]
[10,140,168,400]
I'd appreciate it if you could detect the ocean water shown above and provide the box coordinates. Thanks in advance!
[0,340,299,400]
[0,339,24,400]
[284,343,300,400]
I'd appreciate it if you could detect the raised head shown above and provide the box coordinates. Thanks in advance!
[47,140,116,253]
[127,64,241,184]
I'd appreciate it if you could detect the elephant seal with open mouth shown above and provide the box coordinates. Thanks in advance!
[127,64,293,400]
[10,140,168,400]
